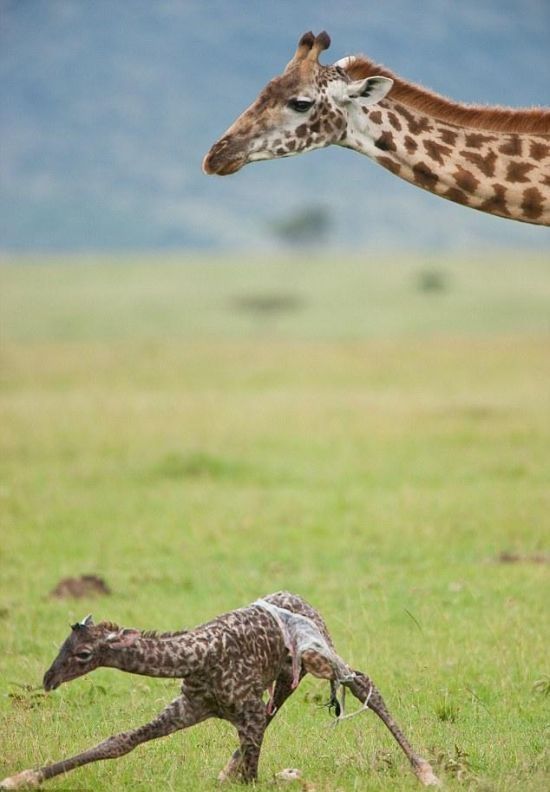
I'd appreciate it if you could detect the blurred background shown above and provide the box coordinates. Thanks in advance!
[1,0,549,252]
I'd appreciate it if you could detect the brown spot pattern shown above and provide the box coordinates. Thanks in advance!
[529,140,550,161]
[404,135,418,154]
[375,130,397,152]
[461,150,497,177]
[396,105,433,135]
[412,161,439,190]
[521,187,544,220]
[377,156,402,176]
[479,184,510,216]
[444,188,469,205]
[454,166,480,194]
[388,112,402,131]
[423,139,452,165]
[464,133,498,149]
[499,136,523,156]
[506,161,535,183]
[369,110,383,124]
[438,128,458,146]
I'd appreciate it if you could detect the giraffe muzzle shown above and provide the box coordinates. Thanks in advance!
[202,137,247,176]
[43,668,60,691]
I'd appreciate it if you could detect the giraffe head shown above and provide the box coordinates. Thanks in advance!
[43,615,139,690]
[203,31,393,176]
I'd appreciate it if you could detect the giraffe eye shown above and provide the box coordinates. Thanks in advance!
[288,98,314,113]
[76,650,93,662]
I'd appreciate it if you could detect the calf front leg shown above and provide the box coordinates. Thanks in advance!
[0,695,210,790]
[345,671,440,787]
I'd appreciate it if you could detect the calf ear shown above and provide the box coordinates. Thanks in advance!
[105,628,139,648]
[345,76,393,104]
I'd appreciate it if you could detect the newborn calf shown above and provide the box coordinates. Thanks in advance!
[1,591,439,788]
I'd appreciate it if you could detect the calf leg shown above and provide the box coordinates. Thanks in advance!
[345,671,440,787]
[225,697,269,783]
[218,672,298,782]
[297,653,439,787]
[0,695,210,790]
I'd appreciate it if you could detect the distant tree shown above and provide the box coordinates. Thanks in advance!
[416,267,449,293]
[269,205,331,246]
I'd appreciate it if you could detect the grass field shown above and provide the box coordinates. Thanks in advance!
[1,252,549,791]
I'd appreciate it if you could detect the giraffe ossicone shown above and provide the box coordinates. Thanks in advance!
[203,30,550,225]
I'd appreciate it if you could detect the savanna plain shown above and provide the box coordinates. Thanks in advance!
[0,252,549,791]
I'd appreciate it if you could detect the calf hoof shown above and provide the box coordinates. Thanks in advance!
[0,770,42,790]
[415,759,441,786]
[217,750,242,782]
[275,768,302,781]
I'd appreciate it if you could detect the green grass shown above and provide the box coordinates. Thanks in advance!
[1,252,549,791]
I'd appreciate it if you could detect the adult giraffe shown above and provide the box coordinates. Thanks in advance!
[203,31,550,225]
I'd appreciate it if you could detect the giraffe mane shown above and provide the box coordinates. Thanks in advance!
[140,629,189,640]
[96,621,120,632]
[344,57,550,135]
[94,622,188,640]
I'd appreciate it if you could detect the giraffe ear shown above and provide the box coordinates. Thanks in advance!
[345,76,393,104]
[105,628,139,648]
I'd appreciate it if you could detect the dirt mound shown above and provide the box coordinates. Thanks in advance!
[496,551,548,565]
[49,575,111,599]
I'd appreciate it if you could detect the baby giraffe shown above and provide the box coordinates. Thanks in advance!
[0,592,439,788]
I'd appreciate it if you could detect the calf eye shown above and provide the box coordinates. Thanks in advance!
[288,98,314,113]
[76,650,93,661]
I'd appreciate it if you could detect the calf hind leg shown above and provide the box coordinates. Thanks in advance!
[230,698,268,783]
[220,679,298,785]
[218,672,300,782]
[345,671,440,787]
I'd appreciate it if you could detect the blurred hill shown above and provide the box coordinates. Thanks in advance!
[1,0,549,251]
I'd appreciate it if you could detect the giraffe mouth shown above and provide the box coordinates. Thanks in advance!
[202,147,246,176]
[211,159,245,176]
[43,669,60,691]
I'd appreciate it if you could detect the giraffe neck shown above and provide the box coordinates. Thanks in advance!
[339,99,550,225]
[103,632,201,679]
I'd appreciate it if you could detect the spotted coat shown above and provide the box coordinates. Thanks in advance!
[0,592,439,788]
